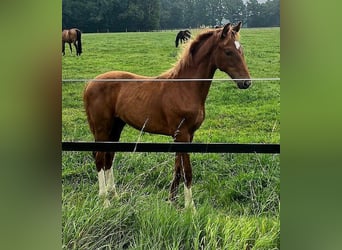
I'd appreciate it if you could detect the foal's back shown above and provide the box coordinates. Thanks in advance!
[84,71,171,135]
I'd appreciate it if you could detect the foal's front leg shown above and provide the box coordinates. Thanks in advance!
[169,152,195,210]
[170,126,196,210]
[180,153,195,210]
[169,152,182,202]
[95,152,110,207]
[104,152,118,197]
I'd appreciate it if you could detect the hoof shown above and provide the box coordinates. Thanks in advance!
[103,199,111,208]
[184,203,196,213]
[107,187,119,199]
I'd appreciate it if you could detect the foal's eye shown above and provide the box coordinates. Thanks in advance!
[225,50,233,56]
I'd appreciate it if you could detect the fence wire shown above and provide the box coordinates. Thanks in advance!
[62,78,280,83]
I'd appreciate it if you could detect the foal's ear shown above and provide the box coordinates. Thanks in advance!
[220,23,231,39]
[233,21,242,33]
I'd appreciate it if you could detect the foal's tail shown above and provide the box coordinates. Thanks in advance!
[76,29,82,55]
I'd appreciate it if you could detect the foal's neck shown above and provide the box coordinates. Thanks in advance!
[177,60,216,104]
[173,52,216,80]
[158,44,217,103]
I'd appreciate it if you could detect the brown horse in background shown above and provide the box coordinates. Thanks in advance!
[83,22,251,209]
[62,28,82,56]
[175,29,191,47]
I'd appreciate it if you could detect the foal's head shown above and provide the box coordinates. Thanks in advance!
[214,22,251,89]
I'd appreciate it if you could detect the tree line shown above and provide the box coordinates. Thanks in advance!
[62,0,279,33]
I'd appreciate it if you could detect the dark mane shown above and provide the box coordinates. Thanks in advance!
[189,30,215,56]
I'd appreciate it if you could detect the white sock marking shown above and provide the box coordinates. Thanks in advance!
[104,168,117,194]
[184,184,195,210]
[98,169,107,197]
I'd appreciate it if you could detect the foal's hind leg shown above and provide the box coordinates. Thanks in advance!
[103,118,126,198]
[94,151,109,205]
[104,152,117,197]
[93,123,114,207]
[94,120,126,207]
[94,152,114,208]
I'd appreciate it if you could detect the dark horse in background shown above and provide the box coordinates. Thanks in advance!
[62,28,82,56]
[175,29,191,47]
[84,22,251,210]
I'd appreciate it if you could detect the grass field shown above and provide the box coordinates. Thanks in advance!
[62,27,280,249]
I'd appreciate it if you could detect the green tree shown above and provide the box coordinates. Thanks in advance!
[141,0,161,31]
[226,0,245,24]
[62,0,279,32]
[246,0,279,27]
[263,0,280,27]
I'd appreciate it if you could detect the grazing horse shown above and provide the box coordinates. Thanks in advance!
[62,28,82,56]
[175,29,191,47]
[83,22,251,209]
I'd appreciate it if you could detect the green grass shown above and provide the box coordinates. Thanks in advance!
[62,28,280,249]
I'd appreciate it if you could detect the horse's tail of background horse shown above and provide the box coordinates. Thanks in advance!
[175,32,181,47]
[184,30,191,39]
[76,29,82,55]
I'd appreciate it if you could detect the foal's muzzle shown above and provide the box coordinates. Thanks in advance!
[237,79,252,89]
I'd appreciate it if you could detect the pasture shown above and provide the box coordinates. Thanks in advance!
[62,27,280,249]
